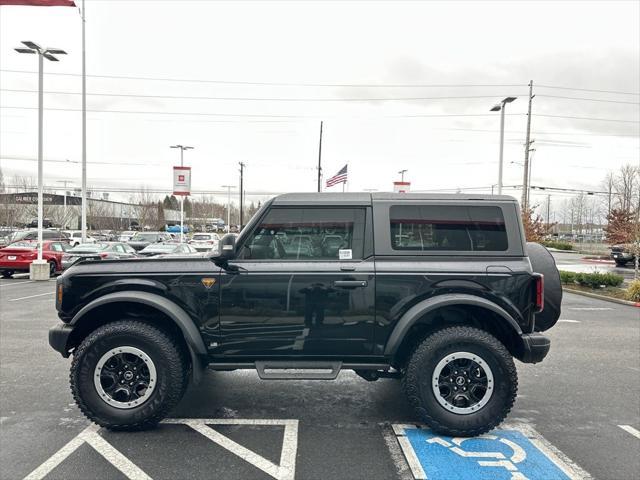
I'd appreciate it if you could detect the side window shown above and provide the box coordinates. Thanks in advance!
[50,243,63,252]
[43,231,54,239]
[389,205,508,252]
[239,208,366,260]
[125,245,136,254]
[114,244,125,253]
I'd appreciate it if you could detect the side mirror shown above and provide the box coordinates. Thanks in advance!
[214,234,236,262]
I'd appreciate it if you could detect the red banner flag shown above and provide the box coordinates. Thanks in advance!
[0,1,76,6]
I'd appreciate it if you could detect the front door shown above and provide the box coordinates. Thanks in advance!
[216,207,375,358]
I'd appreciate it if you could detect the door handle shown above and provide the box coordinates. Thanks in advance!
[333,280,368,288]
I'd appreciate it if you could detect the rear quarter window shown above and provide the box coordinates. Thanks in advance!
[389,205,508,252]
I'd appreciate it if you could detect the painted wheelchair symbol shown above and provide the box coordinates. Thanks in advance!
[427,434,529,480]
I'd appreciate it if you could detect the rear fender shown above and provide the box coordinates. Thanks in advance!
[384,293,523,357]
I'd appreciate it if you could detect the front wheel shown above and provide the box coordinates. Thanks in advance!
[402,326,517,437]
[70,320,189,430]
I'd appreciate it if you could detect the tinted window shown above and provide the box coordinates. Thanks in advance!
[241,208,365,260]
[390,205,508,251]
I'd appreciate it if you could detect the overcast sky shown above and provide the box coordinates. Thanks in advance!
[1,0,638,209]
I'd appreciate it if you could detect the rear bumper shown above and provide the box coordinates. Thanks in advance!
[0,260,31,272]
[49,323,74,358]
[519,332,550,364]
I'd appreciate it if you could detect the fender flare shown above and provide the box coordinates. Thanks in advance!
[71,291,207,382]
[383,293,523,356]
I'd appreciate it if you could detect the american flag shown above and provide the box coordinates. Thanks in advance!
[325,164,348,188]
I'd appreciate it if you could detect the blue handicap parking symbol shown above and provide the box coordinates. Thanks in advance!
[396,425,578,480]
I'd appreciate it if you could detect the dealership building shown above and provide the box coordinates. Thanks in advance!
[0,192,180,230]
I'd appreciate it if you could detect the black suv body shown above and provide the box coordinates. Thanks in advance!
[49,193,560,436]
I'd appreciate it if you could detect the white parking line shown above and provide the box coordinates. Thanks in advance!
[568,307,612,311]
[558,319,581,323]
[8,292,54,302]
[618,425,640,440]
[25,419,298,480]
[0,281,34,288]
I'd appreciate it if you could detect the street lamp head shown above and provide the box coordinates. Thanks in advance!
[15,48,37,54]
[46,49,67,55]
[42,53,59,62]
[21,40,42,51]
[490,104,502,112]
[503,96,517,104]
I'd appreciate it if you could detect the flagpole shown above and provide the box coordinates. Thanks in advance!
[80,0,87,241]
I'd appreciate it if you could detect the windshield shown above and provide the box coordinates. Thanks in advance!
[131,233,158,242]
[192,234,212,241]
[142,244,175,252]
[69,243,109,253]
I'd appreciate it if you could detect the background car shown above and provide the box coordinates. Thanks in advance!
[0,240,69,278]
[61,242,138,269]
[138,243,198,257]
[117,230,137,242]
[64,230,96,247]
[189,232,220,252]
[11,229,70,244]
[611,244,636,267]
[127,232,173,251]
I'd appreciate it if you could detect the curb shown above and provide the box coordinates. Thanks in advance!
[563,287,639,307]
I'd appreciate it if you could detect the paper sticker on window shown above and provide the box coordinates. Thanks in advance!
[339,249,352,260]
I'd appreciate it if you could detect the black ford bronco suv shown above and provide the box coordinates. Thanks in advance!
[49,193,561,436]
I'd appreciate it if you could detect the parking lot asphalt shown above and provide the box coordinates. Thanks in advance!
[1,277,638,480]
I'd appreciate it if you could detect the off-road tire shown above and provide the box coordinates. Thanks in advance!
[402,326,517,437]
[70,320,189,430]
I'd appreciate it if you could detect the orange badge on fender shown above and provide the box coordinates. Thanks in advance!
[201,278,216,289]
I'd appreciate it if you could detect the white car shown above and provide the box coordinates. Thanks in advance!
[117,231,137,243]
[189,233,220,252]
[64,231,96,247]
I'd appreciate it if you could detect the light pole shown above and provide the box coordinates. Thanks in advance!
[221,185,235,233]
[490,97,517,195]
[15,41,66,279]
[170,145,193,243]
[398,169,407,182]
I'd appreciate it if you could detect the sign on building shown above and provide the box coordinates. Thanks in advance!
[173,166,192,196]
[393,181,410,193]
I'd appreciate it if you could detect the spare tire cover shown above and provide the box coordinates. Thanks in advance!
[527,242,562,331]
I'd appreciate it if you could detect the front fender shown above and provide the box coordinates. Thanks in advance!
[383,293,523,356]
[71,291,207,382]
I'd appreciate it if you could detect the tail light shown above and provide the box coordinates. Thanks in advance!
[533,273,544,312]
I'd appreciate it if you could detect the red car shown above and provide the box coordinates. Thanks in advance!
[0,241,70,278]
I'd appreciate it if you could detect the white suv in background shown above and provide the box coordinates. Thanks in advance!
[64,231,96,247]
[189,232,220,252]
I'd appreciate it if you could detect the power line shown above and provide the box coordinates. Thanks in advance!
[0,88,526,102]
[536,94,640,105]
[0,105,524,119]
[533,114,640,124]
[0,69,526,88]
[537,84,640,96]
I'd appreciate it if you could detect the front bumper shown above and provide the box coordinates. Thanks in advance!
[49,323,74,357]
[520,332,550,364]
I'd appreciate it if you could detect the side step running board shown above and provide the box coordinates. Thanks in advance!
[255,361,342,380]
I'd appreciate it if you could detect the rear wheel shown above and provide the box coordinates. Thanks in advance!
[70,320,189,430]
[403,326,517,437]
[615,260,628,267]
[48,260,57,277]
[1,270,14,278]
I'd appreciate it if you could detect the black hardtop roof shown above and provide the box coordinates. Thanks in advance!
[271,192,517,206]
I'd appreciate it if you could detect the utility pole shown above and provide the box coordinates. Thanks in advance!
[522,80,535,209]
[239,162,245,228]
[56,180,73,229]
[525,143,535,208]
[546,194,551,226]
[317,121,323,192]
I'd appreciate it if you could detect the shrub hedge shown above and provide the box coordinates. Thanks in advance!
[542,240,573,251]
[559,270,624,288]
[626,280,640,302]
